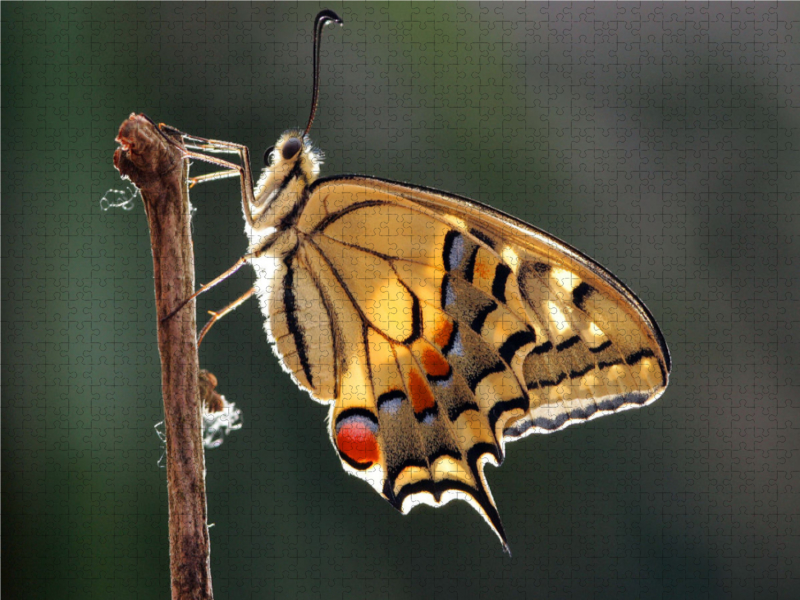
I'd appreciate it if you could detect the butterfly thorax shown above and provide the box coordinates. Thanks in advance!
[245,130,322,258]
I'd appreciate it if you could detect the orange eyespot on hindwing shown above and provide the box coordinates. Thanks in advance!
[335,410,380,469]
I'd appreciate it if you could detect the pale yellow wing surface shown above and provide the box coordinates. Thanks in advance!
[263,175,669,547]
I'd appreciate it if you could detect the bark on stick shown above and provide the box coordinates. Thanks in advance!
[113,114,213,600]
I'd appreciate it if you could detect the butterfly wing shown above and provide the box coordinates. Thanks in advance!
[261,175,669,547]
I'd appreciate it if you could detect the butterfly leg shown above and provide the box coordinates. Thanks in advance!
[187,169,241,188]
[197,287,256,347]
[155,124,260,227]
[162,254,253,322]
[177,150,259,227]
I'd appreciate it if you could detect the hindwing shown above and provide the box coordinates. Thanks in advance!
[259,175,670,548]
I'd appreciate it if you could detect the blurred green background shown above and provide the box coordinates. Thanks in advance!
[4,2,799,598]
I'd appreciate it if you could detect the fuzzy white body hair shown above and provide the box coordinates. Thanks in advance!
[239,131,325,397]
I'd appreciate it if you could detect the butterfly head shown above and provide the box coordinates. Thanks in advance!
[264,130,322,177]
[258,130,322,190]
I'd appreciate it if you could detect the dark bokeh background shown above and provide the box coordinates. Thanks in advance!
[4,2,799,599]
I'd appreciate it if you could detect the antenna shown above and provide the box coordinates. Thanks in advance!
[303,9,343,137]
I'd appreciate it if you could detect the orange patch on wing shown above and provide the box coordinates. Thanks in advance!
[433,318,454,349]
[473,256,493,280]
[336,420,380,466]
[409,368,436,414]
[421,346,450,378]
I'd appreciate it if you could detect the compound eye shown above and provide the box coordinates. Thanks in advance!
[282,137,303,160]
[263,146,275,166]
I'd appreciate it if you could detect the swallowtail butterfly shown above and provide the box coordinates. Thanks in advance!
[167,10,670,551]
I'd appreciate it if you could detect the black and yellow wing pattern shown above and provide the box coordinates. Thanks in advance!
[256,175,670,548]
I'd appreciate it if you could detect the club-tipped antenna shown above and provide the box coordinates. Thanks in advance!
[303,9,343,137]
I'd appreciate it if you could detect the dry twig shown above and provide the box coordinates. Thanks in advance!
[114,114,213,600]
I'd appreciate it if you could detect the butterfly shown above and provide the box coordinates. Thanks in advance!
[167,9,670,551]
